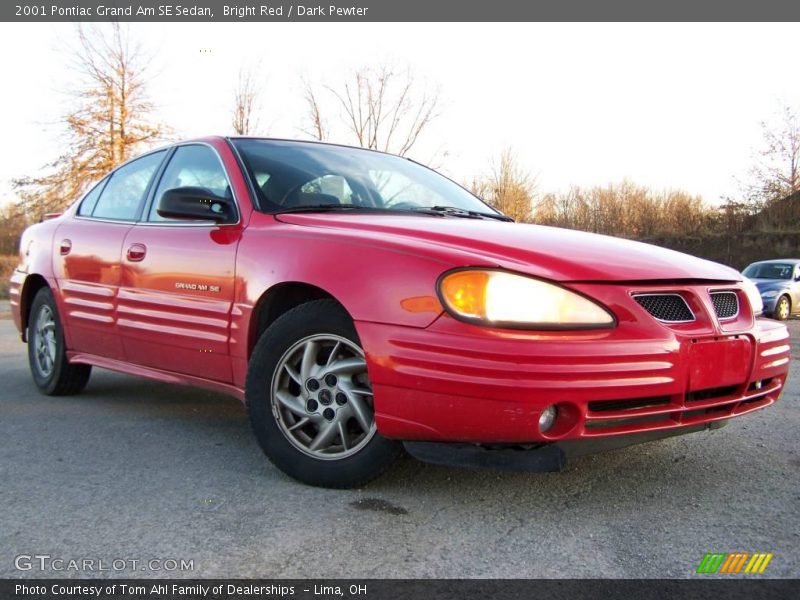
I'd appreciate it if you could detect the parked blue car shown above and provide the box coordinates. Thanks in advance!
[742,259,800,321]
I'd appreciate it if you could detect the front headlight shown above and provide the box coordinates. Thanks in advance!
[761,290,780,299]
[742,278,764,316]
[438,269,615,329]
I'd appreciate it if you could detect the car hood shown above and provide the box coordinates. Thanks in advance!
[750,278,790,291]
[276,213,742,283]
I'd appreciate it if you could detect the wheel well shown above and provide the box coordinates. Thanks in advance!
[20,274,49,340]
[248,283,341,357]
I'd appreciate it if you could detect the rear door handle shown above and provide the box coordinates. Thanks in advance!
[126,243,147,262]
[59,239,72,256]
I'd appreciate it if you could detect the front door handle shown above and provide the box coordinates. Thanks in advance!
[126,243,147,262]
[59,239,72,256]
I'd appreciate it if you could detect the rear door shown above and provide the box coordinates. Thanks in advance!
[54,150,166,359]
[118,143,242,382]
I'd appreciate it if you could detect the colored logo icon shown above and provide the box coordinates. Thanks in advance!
[696,552,773,574]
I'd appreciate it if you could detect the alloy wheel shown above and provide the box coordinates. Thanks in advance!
[270,334,377,460]
[32,304,57,378]
[778,297,790,320]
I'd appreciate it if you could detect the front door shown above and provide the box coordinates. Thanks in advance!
[118,144,242,382]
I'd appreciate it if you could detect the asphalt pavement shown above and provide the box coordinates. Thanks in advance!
[0,303,798,578]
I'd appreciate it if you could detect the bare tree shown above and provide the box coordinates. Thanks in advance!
[0,202,30,256]
[13,23,164,217]
[471,148,535,222]
[302,65,438,156]
[232,65,261,135]
[744,103,800,206]
[301,76,327,141]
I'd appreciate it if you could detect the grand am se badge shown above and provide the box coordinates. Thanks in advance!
[175,282,221,292]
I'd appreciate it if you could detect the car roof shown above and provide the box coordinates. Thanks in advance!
[225,135,413,159]
[748,259,800,265]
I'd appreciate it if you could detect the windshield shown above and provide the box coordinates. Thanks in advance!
[232,139,500,216]
[743,263,794,280]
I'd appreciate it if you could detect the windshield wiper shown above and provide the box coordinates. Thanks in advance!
[275,205,384,214]
[411,206,514,222]
[275,204,514,222]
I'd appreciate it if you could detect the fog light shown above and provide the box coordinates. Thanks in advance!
[538,405,558,433]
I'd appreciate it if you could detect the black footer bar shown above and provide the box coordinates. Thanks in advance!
[3,579,799,600]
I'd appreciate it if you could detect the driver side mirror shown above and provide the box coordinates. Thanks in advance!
[156,187,233,222]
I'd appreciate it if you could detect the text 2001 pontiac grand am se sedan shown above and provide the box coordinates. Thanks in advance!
[8,137,791,487]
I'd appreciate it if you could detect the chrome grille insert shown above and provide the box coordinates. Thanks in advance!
[710,291,739,320]
[633,293,695,323]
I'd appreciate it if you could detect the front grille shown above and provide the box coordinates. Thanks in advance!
[710,291,739,320]
[633,294,694,323]
[588,395,671,413]
[582,381,780,437]
[686,385,739,403]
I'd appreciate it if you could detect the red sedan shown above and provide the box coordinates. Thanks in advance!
[8,137,790,487]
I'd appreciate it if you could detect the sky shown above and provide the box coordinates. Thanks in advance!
[0,22,798,207]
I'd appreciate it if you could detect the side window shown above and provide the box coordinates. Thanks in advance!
[255,172,271,188]
[92,151,166,221]
[77,179,107,216]
[150,145,232,222]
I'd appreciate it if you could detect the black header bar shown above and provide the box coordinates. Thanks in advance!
[4,0,800,22]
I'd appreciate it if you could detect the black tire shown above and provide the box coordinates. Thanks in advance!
[246,299,402,488]
[27,287,91,396]
[774,295,791,321]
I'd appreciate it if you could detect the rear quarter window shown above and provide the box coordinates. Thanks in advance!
[77,179,107,216]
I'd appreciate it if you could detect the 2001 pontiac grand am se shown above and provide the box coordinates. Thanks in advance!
[8,137,791,487]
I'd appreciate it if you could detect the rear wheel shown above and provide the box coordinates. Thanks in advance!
[27,287,91,395]
[246,299,402,488]
[775,295,791,321]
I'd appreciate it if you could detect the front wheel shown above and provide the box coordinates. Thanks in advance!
[246,299,402,488]
[774,295,791,321]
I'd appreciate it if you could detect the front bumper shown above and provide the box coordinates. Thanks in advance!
[357,282,790,443]
[8,268,25,338]
[761,294,782,315]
